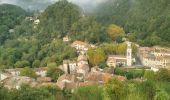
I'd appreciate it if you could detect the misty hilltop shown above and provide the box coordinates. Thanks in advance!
[0,0,105,11]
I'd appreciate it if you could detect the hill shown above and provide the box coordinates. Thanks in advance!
[0,4,26,44]
[95,0,170,46]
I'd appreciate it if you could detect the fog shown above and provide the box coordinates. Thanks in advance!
[0,0,106,11]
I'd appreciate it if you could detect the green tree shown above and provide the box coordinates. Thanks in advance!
[156,68,170,82]
[32,60,41,68]
[137,80,156,100]
[71,86,103,100]
[87,48,106,66]
[144,70,155,80]
[39,0,81,41]
[154,90,170,100]
[46,66,64,82]
[20,67,37,78]
[103,78,128,100]
[15,60,30,68]
[106,24,125,41]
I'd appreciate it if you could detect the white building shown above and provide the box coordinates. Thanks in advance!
[63,36,71,42]
[61,55,90,75]
[34,67,48,77]
[139,47,170,71]
[34,19,40,25]
[71,41,96,54]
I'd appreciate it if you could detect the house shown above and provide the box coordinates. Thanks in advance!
[34,67,48,77]
[61,55,90,75]
[34,19,40,25]
[4,68,22,76]
[138,47,170,71]
[62,60,77,74]
[107,42,133,68]
[71,41,96,54]
[0,72,11,81]
[63,36,71,42]
[25,17,34,21]
[84,71,112,84]
[56,74,77,90]
[76,55,89,75]
[2,76,37,89]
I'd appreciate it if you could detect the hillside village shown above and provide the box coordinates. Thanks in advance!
[1,33,170,90]
[0,0,170,99]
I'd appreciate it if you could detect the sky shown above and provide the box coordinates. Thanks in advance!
[0,0,106,11]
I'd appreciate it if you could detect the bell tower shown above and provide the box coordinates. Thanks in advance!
[126,42,132,66]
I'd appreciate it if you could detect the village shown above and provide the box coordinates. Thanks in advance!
[0,34,170,91]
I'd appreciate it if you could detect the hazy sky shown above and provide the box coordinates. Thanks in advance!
[0,0,106,11]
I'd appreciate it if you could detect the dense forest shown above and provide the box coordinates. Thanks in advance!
[95,0,170,46]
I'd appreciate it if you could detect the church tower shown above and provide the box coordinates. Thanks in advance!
[126,42,132,66]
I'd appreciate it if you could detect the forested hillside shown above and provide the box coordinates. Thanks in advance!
[0,2,77,69]
[0,4,26,44]
[95,0,170,46]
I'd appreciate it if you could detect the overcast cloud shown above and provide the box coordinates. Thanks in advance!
[0,0,106,11]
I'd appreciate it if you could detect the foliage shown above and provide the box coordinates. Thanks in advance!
[103,78,128,100]
[154,90,170,100]
[32,60,41,68]
[156,68,170,82]
[95,0,170,46]
[15,60,30,68]
[20,67,37,78]
[106,24,125,41]
[137,80,156,100]
[71,86,103,100]
[87,48,106,66]
[39,0,81,42]
[100,43,138,56]
[114,68,144,79]
[46,66,64,82]
[144,70,155,81]
[0,4,26,44]
[70,16,111,43]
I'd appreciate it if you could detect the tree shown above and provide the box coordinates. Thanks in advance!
[46,66,64,82]
[47,62,57,68]
[137,80,156,100]
[144,70,155,80]
[154,90,170,100]
[39,0,81,41]
[156,68,170,82]
[20,67,37,78]
[15,60,30,68]
[103,78,128,100]
[32,60,41,68]
[87,48,106,66]
[106,24,125,41]
[71,86,103,100]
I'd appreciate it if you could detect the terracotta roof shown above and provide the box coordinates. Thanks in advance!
[102,73,112,82]
[57,74,77,89]
[79,81,98,87]
[84,72,103,82]
[113,75,126,81]
[37,77,52,82]
[108,55,126,60]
